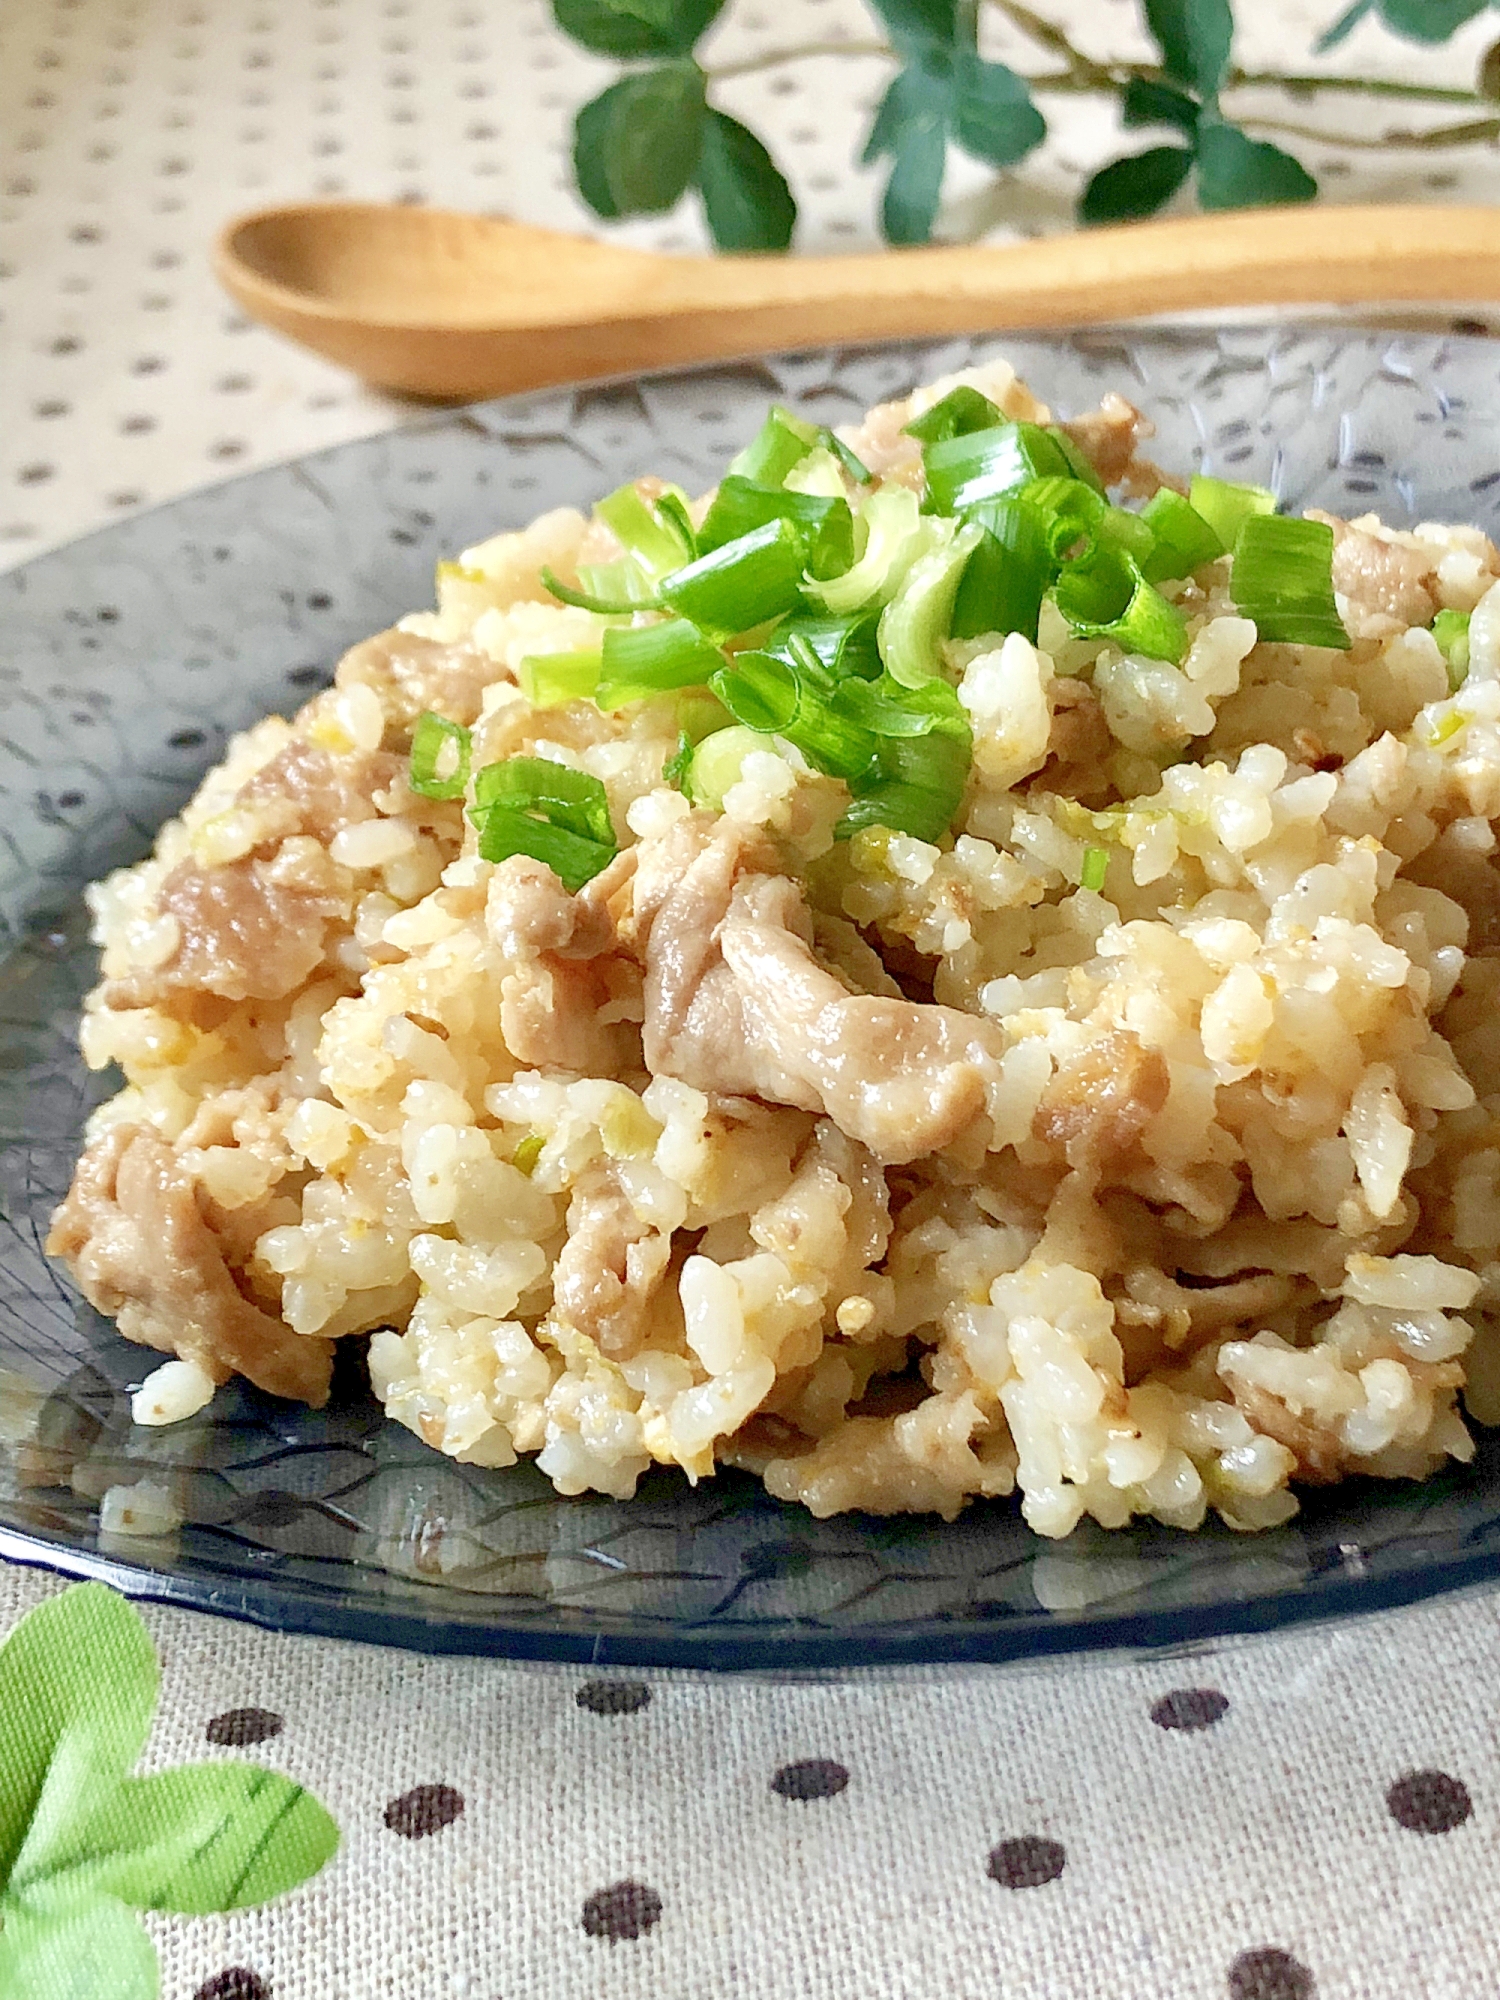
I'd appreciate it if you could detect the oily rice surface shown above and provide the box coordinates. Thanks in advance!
[46,359,1500,1537]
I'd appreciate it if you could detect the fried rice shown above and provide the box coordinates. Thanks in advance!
[46,356,1500,1538]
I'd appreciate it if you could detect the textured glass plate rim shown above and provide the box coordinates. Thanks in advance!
[8,316,1500,1673]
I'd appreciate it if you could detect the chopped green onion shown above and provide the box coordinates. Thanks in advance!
[408,712,471,800]
[818,427,872,484]
[595,618,724,709]
[951,497,1050,643]
[1230,515,1350,649]
[903,385,1003,446]
[1021,477,1156,568]
[709,649,796,733]
[1425,707,1469,746]
[834,669,968,740]
[1188,475,1276,550]
[838,725,972,845]
[574,555,661,609]
[1433,608,1472,691]
[1046,426,1108,496]
[696,476,855,581]
[728,405,816,487]
[511,1132,544,1176]
[594,480,695,580]
[517,650,602,707]
[804,486,935,616]
[1138,488,1225,582]
[922,420,1073,515]
[541,563,656,615]
[878,522,981,688]
[686,725,775,809]
[1080,846,1109,892]
[468,757,617,893]
[664,730,694,794]
[652,488,699,561]
[658,517,807,633]
[763,610,882,683]
[1054,547,1189,664]
[711,644,879,783]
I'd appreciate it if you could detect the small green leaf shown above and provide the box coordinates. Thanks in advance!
[865,64,951,246]
[1195,121,1318,209]
[551,0,725,58]
[696,111,796,251]
[951,55,1046,168]
[1315,0,1374,47]
[1377,0,1491,41]
[1143,0,1234,95]
[0,1890,158,2000]
[1079,146,1194,225]
[1121,75,1201,134]
[572,63,707,220]
[70,1766,340,1915]
[0,1585,156,1892]
[863,0,959,54]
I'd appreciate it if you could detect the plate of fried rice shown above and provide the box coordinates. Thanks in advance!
[6,323,1500,1667]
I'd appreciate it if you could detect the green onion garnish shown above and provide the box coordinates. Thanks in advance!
[595,618,724,709]
[834,669,967,740]
[710,649,796,733]
[1230,515,1350,649]
[658,517,807,633]
[511,1132,544,1176]
[1433,608,1472,691]
[664,729,694,794]
[951,497,1050,643]
[728,406,817,488]
[763,610,882,683]
[686,725,773,810]
[408,712,471,800]
[1080,846,1109,892]
[541,564,656,615]
[922,420,1073,515]
[1045,426,1108,496]
[878,523,982,688]
[1188,475,1276,551]
[818,427,872,484]
[711,646,879,782]
[594,480,695,581]
[467,756,617,894]
[838,723,972,846]
[804,486,931,616]
[517,650,602,707]
[903,385,1004,446]
[1138,488,1225,583]
[1054,546,1189,664]
[696,477,855,582]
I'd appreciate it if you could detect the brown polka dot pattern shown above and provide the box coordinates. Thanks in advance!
[576,1679,650,1716]
[383,1784,465,1839]
[1385,1769,1472,1834]
[986,1836,1066,1888]
[582,1879,662,1942]
[1227,1946,1315,2000]
[1151,1688,1230,1732]
[205,1706,283,1747]
[193,1972,270,2000]
[770,1758,849,1801]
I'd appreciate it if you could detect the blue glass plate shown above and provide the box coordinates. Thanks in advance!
[5,322,1500,1669]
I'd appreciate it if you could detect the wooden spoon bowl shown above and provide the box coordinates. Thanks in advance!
[216,200,1500,403]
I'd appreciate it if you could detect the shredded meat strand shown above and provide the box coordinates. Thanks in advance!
[335,627,499,731]
[550,1167,672,1359]
[1032,1029,1170,1167]
[46,1123,333,1405]
[1306,509,1439,642]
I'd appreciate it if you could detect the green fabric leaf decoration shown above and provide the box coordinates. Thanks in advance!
[1079,145,1194,224]
[551,0,725,58]
[1142,0,1234,96]
[573,62,707,220]
[1121,75,1201,135]
[865,64,951,245]
[0,1584,156,1891]
[696,111,796,251]
[1315,0,1375,45]
[1377,0,1491,40]
[78,1767,340,1916]
[0,1890,159,2000]
[1195,121,1318,209]
[951,54,1046,168]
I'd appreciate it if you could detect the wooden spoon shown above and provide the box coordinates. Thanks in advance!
[215,201,1500,403]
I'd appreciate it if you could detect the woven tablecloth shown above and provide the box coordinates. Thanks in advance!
[4,3,1500,1995]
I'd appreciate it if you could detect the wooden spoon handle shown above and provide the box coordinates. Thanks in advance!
[656,205,1500,340]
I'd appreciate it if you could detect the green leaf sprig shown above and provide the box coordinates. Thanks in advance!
[0,1584,339,2000]
[550,0,1497,248]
